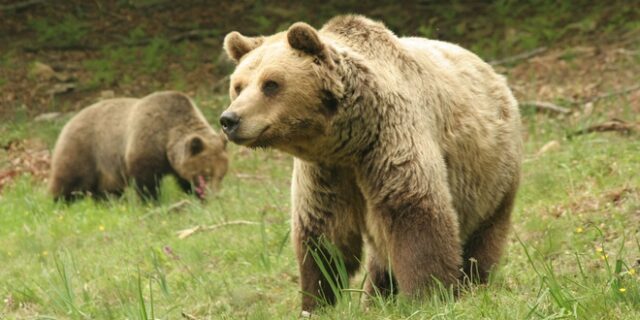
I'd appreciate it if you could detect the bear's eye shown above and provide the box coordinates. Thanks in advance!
[262,80,279,96]
[234,84,243,95]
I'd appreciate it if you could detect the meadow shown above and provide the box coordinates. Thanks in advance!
[1,1,639,319]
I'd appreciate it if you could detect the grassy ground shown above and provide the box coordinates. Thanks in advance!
[2,75,639,320]
[1,1,640,319]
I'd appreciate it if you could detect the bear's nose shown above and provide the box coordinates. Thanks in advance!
[219,111,240,134]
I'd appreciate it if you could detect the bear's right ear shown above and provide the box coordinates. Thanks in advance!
[223,31,264,63]
[287,22,324,56]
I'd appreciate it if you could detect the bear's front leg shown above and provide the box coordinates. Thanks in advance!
[291,160,365,313]
[387,203,462,295]
[175,176,195,195]
[126,155,163,201]
[361,148,463,298]
[363,242,397,298]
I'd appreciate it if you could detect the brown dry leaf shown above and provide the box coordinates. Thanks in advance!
[605,187,637,205]
[0,139,51,193]
[0,170,20,192]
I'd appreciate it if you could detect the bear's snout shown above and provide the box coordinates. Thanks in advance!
[220,111,240,135]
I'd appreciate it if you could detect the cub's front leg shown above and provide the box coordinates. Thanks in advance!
[291,160,366,313]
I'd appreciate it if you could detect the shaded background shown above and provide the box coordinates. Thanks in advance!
[1,0,639,117]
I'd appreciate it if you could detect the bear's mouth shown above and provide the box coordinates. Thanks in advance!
[228,125,271,147]
[194,175,207,199]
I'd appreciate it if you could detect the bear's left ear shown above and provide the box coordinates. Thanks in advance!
[224,31,265,63]
[189,136,205,155]
[287,22,324,56]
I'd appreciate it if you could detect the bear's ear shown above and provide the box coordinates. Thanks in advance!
[224,31,264,63]
[287,22,324,56]
[189,136,205,156]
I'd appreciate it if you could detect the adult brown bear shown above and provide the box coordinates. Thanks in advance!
[49,91,228,201]
[220,15,522,312]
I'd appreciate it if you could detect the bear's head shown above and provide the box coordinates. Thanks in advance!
[168,132,228,198]
[219,22,347,161]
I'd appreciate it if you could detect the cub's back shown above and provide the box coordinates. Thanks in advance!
[51,98,138,179]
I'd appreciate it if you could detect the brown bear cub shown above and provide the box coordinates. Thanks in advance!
[49,91,228,202]
[221,15,522,312]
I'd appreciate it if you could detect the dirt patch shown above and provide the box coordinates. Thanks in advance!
[506,44,640,117]
[0,139,51,193]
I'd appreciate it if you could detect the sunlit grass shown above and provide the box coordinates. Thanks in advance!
[1,92,639,319]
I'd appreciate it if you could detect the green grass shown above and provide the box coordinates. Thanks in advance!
[2,1,639,318]
[1,93,639,319]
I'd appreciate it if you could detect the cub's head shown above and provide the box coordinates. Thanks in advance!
[219,22,343,159]
[168,132,228,198]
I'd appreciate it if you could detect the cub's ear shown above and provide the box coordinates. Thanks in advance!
[224,31,264,63]
[287,22,323,56]
[189,136,205,155]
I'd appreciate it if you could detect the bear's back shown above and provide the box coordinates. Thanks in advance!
[400,38,522,239]
[53,98,137,163]
[324,17,522,239]
[127,91,208,135]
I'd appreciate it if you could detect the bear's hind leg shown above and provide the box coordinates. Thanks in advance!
[461,190,516,283]
[50,174,91,203]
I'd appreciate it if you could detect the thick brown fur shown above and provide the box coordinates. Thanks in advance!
[222,15,522,312]
[49,91,228,201]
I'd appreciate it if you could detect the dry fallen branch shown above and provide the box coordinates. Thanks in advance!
[177,220,259,239]
[519,100,571,114]
[0,0,46,11]
[571,118,638,137]
[235,173,269,180]
[140,199,192,220]
[535,140,561,157]
[582,84,640,104]
[181,312,198,320]
[489,47,548,66]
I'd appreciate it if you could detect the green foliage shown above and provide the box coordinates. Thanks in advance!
[411,0,640,59]
[29,15,88,47]
[142,38,171,73]
[126,27,148,45]
[119,0,170,9]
